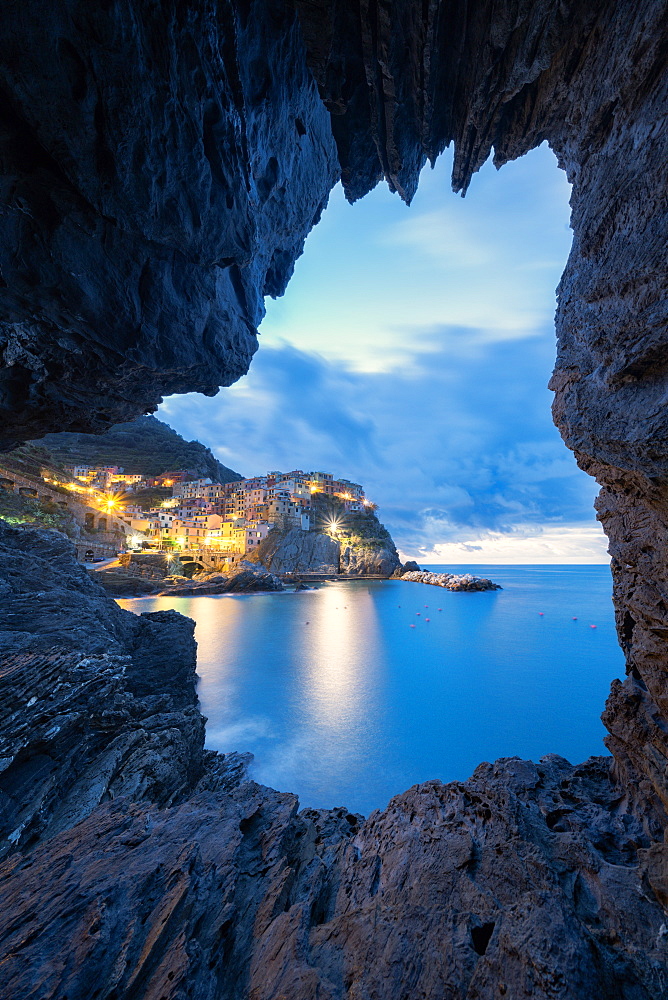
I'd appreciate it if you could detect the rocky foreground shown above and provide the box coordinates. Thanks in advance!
[401,570,501,592]
[97,559,284,597]
[2,518,668,998]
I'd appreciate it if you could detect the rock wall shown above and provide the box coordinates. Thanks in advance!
[0,0,667,995]
[0,521,205,856]
[0,0,338,447]
[339,536,400,576]
[256,521,401,576]
[257,526,340,574]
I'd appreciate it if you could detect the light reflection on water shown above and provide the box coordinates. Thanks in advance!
[119,565,624,815]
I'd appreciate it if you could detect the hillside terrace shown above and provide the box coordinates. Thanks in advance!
[56,466,377,562]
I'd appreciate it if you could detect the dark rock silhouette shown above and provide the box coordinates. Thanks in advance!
[0,1,667,996]
[2,521,667,998]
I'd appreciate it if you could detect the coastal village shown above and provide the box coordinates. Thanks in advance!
[19,460,376,570]
[0,420,496,590]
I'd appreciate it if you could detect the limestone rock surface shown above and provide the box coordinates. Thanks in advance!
[0,0,338,446]
[256,527,341,575]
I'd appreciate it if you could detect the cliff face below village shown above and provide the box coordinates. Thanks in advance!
[255,510,401,577]
[36,415,243,483]
[0,0,667,996]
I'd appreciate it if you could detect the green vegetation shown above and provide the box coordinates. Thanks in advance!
[0,490,76,536]
[311,494,393,550]
[0,443,71,483]
[127,486,172,511]
[34,415,243,482]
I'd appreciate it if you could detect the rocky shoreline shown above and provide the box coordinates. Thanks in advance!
[401,569,501,592]
[2,519,668,997]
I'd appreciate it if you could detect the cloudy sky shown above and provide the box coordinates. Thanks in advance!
[160,142,609,564]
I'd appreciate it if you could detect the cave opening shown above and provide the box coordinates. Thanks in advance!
[162,142,603,568]
[147,141,627,816]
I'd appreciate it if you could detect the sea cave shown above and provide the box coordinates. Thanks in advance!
[1,1,667,996]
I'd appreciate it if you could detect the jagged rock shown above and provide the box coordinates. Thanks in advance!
[2,753,667,999]
[162,561,283,595]
[390,559,421,579]
[0,0,338,446]
[257,527,340,575]
[401,570,501,592]
[0,521,204,857]
[2,522,668,996]
[0,1,667,996]
[256,519,401,577]
[339,537,400,576]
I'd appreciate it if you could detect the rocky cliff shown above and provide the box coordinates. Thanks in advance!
[0,1,667,996]
[255,526,341,574]
[0,0,338,447]
[255,509,401,577]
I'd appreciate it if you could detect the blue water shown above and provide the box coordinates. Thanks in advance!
[119,564,624,815]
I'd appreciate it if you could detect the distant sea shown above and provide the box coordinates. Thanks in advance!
[119,564,624,816]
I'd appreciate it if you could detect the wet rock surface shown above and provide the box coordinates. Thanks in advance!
[401,569,501,592]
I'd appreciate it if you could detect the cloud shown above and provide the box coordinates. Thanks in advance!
[159,139,592,563]
[160,331,602,562]
[257,141,573,372]
[418,524,609,565]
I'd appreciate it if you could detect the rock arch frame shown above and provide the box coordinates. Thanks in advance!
[0,1,667,995]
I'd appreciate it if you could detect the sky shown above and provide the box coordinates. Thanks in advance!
[159,142,610,564]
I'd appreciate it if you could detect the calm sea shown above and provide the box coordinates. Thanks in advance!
[119,564,624,816]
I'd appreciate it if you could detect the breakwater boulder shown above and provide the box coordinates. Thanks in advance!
[402,570,501,591]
